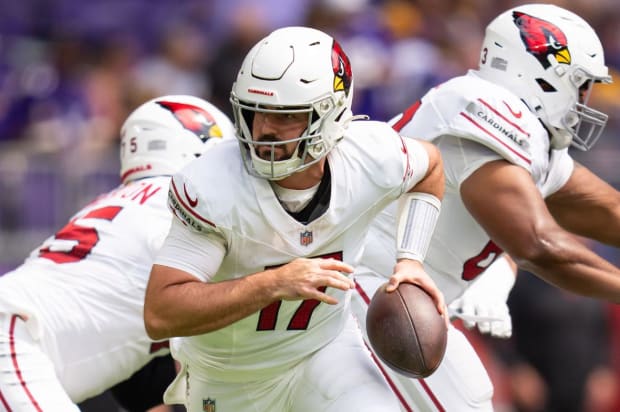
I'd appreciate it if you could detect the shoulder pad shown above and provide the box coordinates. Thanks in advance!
[394,74,540,170]
[343,120,411,189]
[455,96,534,169]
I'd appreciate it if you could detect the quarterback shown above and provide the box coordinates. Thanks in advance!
[145,26,446,412]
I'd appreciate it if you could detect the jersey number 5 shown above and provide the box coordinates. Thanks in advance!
[38,206,123,264]
[257,252,343,331]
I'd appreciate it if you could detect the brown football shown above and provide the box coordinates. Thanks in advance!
[366,282,447,378]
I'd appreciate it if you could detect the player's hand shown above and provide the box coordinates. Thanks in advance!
[273,258,354,305]
[449,255,516,338]
[387,259,449,328]
[449,295,512,338]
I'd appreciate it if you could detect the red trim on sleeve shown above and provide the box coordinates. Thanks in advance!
[391,100,422,132]
[0,390,12,412]
[9,315,43,412]
[170,179,216,227]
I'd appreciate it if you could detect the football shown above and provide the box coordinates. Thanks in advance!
[366,282,447,378]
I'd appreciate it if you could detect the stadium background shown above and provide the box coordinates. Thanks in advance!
[0,0,619,411]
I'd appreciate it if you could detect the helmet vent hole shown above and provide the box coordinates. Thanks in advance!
[334,108,346,122]
[536,78,557,92]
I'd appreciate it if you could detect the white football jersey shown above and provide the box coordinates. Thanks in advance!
[156,120,426,382]
[363,70,575,302]
[0,176,173,402]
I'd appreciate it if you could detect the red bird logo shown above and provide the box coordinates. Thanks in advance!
[156,101,223,143]
[513,11,571,69]
[331,40,352,96]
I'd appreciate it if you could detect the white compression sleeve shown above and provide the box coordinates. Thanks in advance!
[395,192,441,263]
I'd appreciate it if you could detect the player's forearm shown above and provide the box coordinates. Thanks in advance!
[549,201,620,247]
[546,164,620,246]
[144,268,279,339]
[512,233,620,302]
[578,204,620,247]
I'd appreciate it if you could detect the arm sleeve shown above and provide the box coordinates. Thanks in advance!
[401,138,431,192]
[540,149,574,198]
[154,218,226,282]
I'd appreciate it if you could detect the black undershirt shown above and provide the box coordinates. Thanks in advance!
[287,162,332,225]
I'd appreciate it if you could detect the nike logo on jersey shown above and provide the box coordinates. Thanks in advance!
[503,101,522,119]
[183,184,198,207]
[170,179,216,230]
[466,103,529,147]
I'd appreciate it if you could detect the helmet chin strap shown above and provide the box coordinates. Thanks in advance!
[546,123,572,150]
[530,98,573,150]
[538,113,571,149]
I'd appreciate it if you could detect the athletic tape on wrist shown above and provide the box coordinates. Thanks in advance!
[395,192,441,263]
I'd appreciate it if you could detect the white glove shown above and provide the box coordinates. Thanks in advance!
[449,255,516,339]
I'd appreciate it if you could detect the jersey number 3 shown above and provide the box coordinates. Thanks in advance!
[38,206,123,264]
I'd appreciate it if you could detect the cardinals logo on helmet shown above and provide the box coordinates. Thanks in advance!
[156,101,223,143]
[331,40,352,96]
[513,11,571,69]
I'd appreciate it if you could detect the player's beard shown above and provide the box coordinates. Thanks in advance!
[255,135,295,161]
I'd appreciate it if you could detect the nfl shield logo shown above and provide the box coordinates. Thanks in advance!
[300,230,313,246]
[203,398,216,412]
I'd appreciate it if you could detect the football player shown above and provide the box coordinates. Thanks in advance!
[144,26,446,411]
[352,4,620,411]
[0,95,234,410]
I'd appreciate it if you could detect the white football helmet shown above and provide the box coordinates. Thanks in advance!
[477,3,612,150]
[120,95,234,183]
[230,26,357,180]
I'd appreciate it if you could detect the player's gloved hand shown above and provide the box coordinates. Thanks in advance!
[449,292,512,338]
[448,255,516,339]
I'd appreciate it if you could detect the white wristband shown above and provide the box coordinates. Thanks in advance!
[395,192,441,263]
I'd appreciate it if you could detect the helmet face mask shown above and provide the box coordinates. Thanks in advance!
[120,95,234,183]
[476,3,612,151]
[230,26,355,180]
[232,101,316,179]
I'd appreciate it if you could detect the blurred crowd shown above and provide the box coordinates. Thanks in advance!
[1,0,620,411]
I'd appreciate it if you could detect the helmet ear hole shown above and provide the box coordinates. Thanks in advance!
[563,112,579,127]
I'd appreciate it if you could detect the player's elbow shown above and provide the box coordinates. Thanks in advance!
[508,227,569,271]
[414,141,445,200]
[144,309,169,341]
[143,297,172,340]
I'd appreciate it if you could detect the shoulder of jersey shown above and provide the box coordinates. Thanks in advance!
[421,72,542,168]
[181,139,240,176]
[168,140,244,232]
[341,120,409,188]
